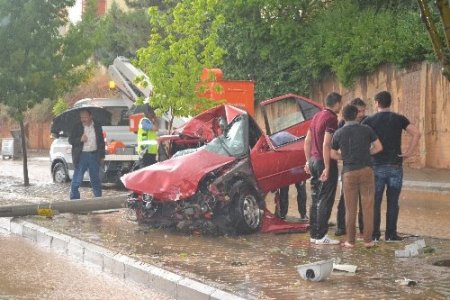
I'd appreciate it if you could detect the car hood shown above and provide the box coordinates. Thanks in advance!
[121,148,236,201]
[174,104,246,141]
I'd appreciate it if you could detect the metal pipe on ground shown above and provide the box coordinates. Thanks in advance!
[0,194,128,218]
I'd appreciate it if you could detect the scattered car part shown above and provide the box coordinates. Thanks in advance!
[296,259,334,281]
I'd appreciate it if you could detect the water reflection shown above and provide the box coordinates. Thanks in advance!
[28,210,450,300]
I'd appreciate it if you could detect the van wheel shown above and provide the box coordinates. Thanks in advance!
[229,181,262,234]
[52,162,69,183]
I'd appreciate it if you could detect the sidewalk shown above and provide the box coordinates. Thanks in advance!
[403,166,450,192]
[27,150,450,187]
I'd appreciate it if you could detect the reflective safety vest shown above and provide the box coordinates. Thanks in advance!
[137,117,158,155]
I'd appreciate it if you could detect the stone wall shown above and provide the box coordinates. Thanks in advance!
[2,62,449,169]
[310,62,450,169]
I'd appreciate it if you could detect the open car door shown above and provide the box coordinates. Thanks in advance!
[250,94,321,193]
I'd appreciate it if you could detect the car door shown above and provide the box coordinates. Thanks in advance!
[250,94,321,193]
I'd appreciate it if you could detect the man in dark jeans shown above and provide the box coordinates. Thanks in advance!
[69,109,106,200]
[304,92,342,245]
[335,98,367,236]
[362,91,420,242]
[277,181,308,221]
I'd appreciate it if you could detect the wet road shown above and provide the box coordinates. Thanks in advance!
[0,231,172,299]
[1,154,450,299]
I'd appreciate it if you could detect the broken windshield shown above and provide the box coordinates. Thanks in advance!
[204,116,246,157]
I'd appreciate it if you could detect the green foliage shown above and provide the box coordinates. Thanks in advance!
[136,0,225,122]
[125,0,175,10]
[0,0,96,121]
[52,98,70,117]
[218,0,330,100]
[300,0,432,87]
[94,1,178,66]
[94,2,151,65]
[218,0,434,99]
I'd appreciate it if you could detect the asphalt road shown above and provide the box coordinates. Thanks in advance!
[1,152,450,299]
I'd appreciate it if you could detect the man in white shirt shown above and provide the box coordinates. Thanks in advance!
[68,109,106,200]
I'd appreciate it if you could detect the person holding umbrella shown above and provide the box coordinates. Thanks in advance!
[69,108,106,200]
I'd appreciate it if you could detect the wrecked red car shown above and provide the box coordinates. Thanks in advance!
[121,94,321,234]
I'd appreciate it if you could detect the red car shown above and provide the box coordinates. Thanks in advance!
[122,94,321,234]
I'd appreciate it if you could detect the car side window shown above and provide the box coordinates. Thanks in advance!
[264,97,305,134]
[299,100,321,120]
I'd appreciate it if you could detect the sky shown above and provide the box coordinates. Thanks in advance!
[68,0,82,24]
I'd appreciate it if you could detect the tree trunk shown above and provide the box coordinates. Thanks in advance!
[19,119,29,186]
[417,0,450,81]
[436,0,450,48]
[436,0,450,79]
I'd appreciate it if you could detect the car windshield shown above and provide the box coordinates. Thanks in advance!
[204,115,246,157]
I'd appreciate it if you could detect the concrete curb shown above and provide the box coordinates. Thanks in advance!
[0,218,245,300]
[403,180,450,192]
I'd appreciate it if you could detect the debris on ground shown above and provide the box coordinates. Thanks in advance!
[333,263,357,273]
[395,278,417,287]
[296,259,333,282]
[395,239,427,258]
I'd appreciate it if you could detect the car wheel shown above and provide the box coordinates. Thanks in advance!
[52,162,69,183]
[230,181,262,234]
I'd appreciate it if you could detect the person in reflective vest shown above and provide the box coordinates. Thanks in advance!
[137,115,158,167]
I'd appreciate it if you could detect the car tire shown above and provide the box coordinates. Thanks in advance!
[52,162,69,183]
[229,181,262,234]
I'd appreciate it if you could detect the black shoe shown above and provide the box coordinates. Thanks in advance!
[385,235,403,242]
[334,228,346,236]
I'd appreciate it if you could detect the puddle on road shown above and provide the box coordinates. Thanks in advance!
[0,232,172,300]
[27,210,450,300]
[2,157,450,299]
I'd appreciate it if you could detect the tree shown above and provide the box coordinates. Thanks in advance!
[136,0,225,128]
[417,0,450,80]
[95,2,151,65]
[217,0,334,99]
[94,1,178,66]
[0,0,96,186]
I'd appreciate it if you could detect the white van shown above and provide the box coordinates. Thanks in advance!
[49,97,136,185]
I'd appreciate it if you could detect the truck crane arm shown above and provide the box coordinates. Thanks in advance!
[108,56,153,102]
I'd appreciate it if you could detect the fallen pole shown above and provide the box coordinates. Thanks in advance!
[0,194,128,218]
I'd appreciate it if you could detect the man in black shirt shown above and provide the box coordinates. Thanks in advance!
[331,105,382,247]
[362,91,420,242]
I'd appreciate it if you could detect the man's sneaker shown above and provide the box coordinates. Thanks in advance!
[386,235,403,242]
[299,216,309,223]
[315,235,340,245]
[334,228,346,236]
